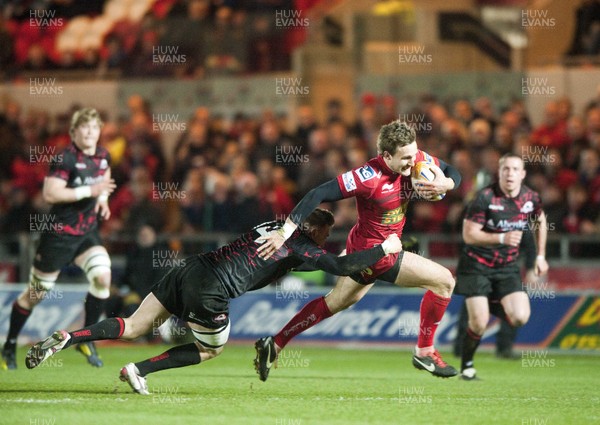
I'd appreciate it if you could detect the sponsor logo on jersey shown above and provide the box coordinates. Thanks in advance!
[489,204,505,211]
[487,218,528,231]
[75,162,86,169]
[381,182,395,193]
[520,201,534,213]
[342,171,357,192]
[99,159,108,169]
[381,202,408,225]
[73,177,82,186]
[355,164,378,182]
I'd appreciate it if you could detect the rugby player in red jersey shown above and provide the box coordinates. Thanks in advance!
[255,120,462,380]
[1,108,116,370]
[456,153,548,380]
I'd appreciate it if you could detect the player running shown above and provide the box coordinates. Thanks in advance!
[25,209,403,395]
[254,120,462,381]
[456,153,548,380]
[1,108,116,370]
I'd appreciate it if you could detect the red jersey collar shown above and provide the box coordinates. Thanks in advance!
[376,155,397,175]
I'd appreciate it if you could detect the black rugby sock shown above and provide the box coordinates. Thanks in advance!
[4,301,32,349]
[135,343,201,377]
[84,293,107,326]
[66,317,125,348]
[461,327,482,371]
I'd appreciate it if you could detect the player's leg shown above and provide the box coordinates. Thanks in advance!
[1,267,59,370]
[500,291,530,328]
[120,320,229,395]
[274,275,371,351]
[460,295,489,380]
[25,292,171,369]
[393,251,457,377]
[254,275,372,381]
[73,244,112,367]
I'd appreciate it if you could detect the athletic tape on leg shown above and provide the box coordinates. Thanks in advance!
[192,322,230,349]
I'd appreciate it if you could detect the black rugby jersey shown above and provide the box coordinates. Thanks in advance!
[202,221,387,298]
[47,143,111,235]
[459,182,543,271]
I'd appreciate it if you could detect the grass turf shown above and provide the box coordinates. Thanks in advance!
[1,344,598,425]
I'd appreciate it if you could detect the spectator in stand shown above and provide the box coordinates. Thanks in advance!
[173,121,215,183]
[297,127,330,195]
[585,106,600,149]
[467,119,493,160]
[256,158,294,217]
[450,148,477,203]
[453,99,474,127]
[493,123,514,155]
[537,148,577,192]
[539,182,567,234]
[578,148,600,205]
[563,183,597,234]
[327,120,351,152]
[295,105,318,147]
[230,171,273,233]
[565,115,590,169]
[530,101,570,150]
[352,104,379,155]
[473,97,497,130]
[106,166,163,236]
[440,118,467,158]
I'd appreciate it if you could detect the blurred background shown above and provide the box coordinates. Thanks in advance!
[0,0,599,348]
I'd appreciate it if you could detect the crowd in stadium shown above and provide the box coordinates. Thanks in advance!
[1,91,600,244]
[0,0,303,78]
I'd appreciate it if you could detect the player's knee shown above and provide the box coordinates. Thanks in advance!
[468,317,488,335]
[29,268,57,292]
[191,322,230,357]
[436,268,455,297]
[82,252,112,299]
[24,269,57,307]
[509,311,530,328]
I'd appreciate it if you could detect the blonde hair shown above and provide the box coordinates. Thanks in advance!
[69,108,103,138]
[377,120,416,155]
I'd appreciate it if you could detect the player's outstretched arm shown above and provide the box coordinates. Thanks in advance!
[43,176,117,204]
[310,234,402,276]
[257,179,344,259]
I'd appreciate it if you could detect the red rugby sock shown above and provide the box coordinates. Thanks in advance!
[417,290,450,349]
[273,296,332,349]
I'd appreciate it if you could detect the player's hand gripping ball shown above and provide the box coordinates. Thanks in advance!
[411,162,446,201]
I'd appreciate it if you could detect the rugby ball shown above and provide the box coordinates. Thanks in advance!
[411,162,445,201]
